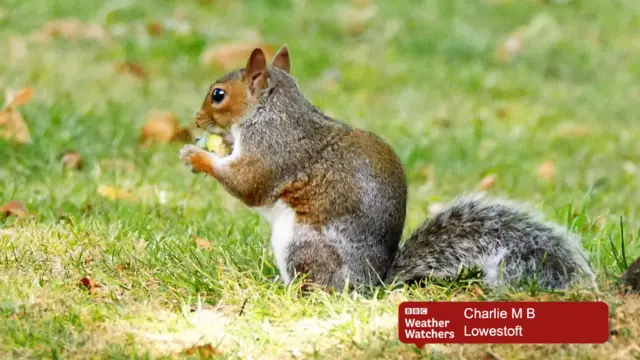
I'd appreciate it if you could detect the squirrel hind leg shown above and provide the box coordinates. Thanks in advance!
[285,231,347,291]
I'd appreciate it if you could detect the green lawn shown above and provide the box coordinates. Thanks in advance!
[1,0,640,359]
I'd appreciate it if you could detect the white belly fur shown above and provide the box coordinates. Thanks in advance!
[252,200,296,284]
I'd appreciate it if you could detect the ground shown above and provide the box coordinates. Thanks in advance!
[1,0,640,359]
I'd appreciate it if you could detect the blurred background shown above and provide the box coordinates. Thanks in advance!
[2,1,640,358]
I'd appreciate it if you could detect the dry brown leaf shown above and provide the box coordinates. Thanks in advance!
[41,19,82,40]
[537,160,556,182]
[61,151,83,169]
[0,109,31,144]
[0,200,29,218]
[116,62,148,79]
[97,185,135,200]
[1,87,33,144]
[477,173,497,190]
[184,343,219,359]
[481,351,501,360]
[195,237,212,249]
[146,22,164,36]
[174,128,194,144]
[4,87,34,109]
[470,286,485,298]
[78,276,102,294]
[200,42,274,71]
[553,122,592,138]
[139,110,181,146]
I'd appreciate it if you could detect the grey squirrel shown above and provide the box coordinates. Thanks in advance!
[179,46,596,291]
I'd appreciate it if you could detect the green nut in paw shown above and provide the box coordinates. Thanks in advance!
[194,134,230,156]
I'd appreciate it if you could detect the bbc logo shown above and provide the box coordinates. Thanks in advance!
[404,307,428,315]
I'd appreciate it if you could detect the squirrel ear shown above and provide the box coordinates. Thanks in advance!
[271,45,290,73]
[243,48,268,93]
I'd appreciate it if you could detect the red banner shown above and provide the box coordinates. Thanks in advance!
[398,301,609,347]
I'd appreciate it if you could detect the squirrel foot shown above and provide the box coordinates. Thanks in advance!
[180,144,214,175]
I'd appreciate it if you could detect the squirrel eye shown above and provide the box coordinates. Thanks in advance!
[211,88,226,104]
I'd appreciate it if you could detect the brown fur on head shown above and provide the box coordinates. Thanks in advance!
[194,45,291,134]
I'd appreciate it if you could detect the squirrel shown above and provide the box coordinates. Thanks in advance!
[180,46,596,291]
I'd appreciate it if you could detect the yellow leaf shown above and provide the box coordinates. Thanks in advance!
[477,174,497,190]
[97,185,135,200]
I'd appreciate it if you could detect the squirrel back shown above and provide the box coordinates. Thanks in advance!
[181,46,596,291]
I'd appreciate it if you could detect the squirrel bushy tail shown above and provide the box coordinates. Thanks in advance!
[386,194,596,290]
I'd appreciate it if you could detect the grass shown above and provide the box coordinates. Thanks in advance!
[1,0,640,358]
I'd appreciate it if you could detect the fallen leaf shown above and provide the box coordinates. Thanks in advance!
[537,160,556,182]
[0,200,29,217]
[61,151,83,169]
[184,343,219,359]
[78,276,102,294]
[146,22,164,36]
[470,286,485,298]
[481,351,501,360]
[174,128,194,144]
[41,19,82,40]
[195,237,211,249]
[4,87,34,109]
[477,173,497,190]
[553,122,592,138]
[0,109,31,144]
[139,110,182,146]
[97,185,135,200]
[200,42,274,71]
[116,62,148,79]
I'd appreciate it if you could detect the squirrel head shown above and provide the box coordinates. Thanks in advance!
[195,45,292,134]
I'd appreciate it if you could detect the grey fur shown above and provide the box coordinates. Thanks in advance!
[386,193,597,290]
[238,67,406,288]
[199,65,596,291]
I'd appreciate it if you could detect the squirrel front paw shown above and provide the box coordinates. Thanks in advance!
[179,144,213,174]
